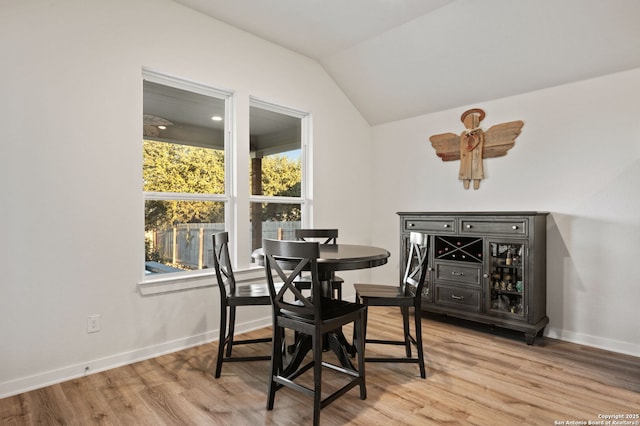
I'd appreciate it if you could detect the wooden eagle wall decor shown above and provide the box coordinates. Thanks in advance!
[429,108,523,190]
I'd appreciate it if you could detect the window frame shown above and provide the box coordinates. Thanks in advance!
[138,71,312,294]
[140,69,233,291]
[245,96,312,268]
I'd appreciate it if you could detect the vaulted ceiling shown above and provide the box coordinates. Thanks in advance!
[174,0,640,125]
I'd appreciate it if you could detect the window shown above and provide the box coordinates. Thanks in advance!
[142,71,310,282]
[143,71,230,277]
[249,99,308,261]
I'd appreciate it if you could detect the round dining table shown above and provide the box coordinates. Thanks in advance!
[252,243,390,279]
[252,243,390,370]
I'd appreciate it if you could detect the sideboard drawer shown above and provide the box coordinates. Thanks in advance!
[434,262,482,286]
[404,217,455,233]
[436,286,481,312]
[459,218,528,236]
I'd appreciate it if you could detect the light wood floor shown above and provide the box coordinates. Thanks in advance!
[2,307,639,425]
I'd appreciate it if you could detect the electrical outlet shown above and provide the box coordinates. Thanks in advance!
[87,315,100,333]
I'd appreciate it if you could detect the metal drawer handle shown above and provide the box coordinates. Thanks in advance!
[443,224,450,228]
[409,223,415,227]
[512,225,518,230]
[466,224,472,229]
[451,271,464,276]
[451,294,464,300]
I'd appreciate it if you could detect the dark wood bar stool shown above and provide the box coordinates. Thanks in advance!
[293,228,344,299]
[263,238,367,426]
[212,231,274,378]
[354,231,429,378]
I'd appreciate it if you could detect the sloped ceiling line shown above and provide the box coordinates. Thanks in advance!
[174,0,640,125]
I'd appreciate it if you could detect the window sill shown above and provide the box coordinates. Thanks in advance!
[137,266,266,295]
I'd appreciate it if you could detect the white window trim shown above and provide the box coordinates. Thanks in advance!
[137,73,312,294]
[247,95,313,220]
[138,267,269,296]
[139,69,234,293]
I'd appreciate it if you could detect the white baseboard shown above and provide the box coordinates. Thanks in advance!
[545,326,640,358]
[4,320,636,399]
[0,316,271,399]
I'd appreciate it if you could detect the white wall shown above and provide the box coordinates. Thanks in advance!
[370,68,640,356]
[0,0,372,397]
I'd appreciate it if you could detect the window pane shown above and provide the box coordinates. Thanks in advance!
[249,106,301,197]
[145,200,225,274]
[143,80,226,195]
[249,202,301,256]
[143,76,228,277]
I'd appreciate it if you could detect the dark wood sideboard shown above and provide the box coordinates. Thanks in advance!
[398,211,549,344]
